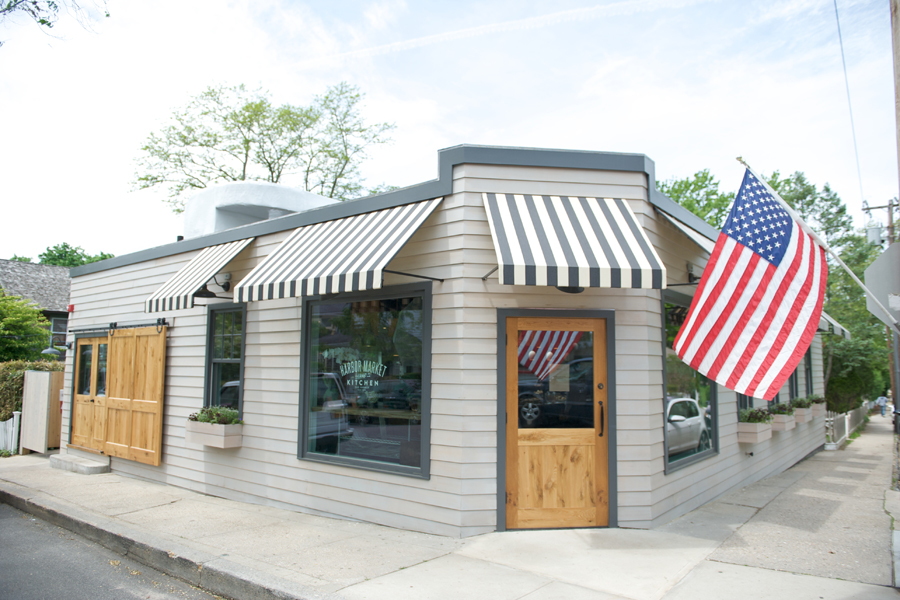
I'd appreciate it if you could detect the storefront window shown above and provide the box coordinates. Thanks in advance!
[301,284,431,477]
[206,304,245,414]
[664,299,717,469]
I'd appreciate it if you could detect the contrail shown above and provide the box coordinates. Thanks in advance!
[295,0,718,69]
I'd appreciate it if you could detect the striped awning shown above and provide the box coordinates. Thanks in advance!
[819,312,851,340]
[482,193,666,289]
[145,237,254,313]
[233,198,442,302]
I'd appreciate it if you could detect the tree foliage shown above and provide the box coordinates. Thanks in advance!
[0,287,50,362]
[0,0,108,47]
[662,167,891,405]
[36,242,113,267]
[0,359,63,421]
[657,169,733,228]
[134,82,395,213]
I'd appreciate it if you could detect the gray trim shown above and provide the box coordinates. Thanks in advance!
[661,291,719,474]
[203,302,247,418]
[71,144,714,277]
[496,308,618,531]
[297,282,432,479]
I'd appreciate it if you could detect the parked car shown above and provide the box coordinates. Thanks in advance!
[666,397,710,455]
[517,358,594,428]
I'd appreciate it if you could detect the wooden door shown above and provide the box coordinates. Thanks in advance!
[505,317,609,529]
[105,326,167,466]
[71,337,108,452]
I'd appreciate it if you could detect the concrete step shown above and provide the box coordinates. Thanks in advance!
[49,454,110,475]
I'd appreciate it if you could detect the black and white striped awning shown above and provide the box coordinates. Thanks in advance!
[145,237,254,313]
[233,198,442,302]
[482,193,666,289]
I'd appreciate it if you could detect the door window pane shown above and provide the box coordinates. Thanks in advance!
[77,344,92,395]
[96,344,107,396]
[306,296,424,467]
[516,330,593,429]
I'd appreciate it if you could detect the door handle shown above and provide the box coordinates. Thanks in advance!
[598,401,604,437]
[597,382,604,390]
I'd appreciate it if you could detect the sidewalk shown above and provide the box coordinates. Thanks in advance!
[0,419,897,600]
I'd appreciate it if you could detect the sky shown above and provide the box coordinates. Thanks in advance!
[0,0,896,262]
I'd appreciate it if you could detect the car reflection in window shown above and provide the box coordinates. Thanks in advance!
[518,358,593,429]
[309,373,355,454]
[666,397,711,460]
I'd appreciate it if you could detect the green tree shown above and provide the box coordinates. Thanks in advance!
[657,169,734,228]
[134,82,395,213]
[0,287,50,361]
[38,243,113,267]
[0,0,109,47]
[9,255,31,262]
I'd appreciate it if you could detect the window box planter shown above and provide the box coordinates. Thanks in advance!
[771,414,795,431]
[185,420,243,449]
[737,422,772,444]
[794,407,813,423]
[812,402,826,417]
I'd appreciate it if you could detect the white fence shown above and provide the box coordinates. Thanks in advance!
[825,404,869,450]
[0,411,21,453]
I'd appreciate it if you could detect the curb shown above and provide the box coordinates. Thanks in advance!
[0,481,340,600]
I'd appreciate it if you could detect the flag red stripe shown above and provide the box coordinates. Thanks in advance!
[673,232,730,352]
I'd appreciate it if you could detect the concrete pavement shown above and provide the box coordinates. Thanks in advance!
[0,418,898,600]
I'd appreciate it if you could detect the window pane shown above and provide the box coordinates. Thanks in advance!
[517,330,593,429]
[232,334,241,359]
[664,303,714,464]
[211,362,241,409]
[213,335,224,359]
[233,312,243,335]
[307,296,424,468]
[223,312,233,336]
[96,344,107,397]
[77,345,92,395]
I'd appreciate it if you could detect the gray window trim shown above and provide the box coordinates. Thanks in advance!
[203,302,246,417]
[495,308,618,531]
[661,291,718,474]
[298,282,432,479]
[804,349,814,396]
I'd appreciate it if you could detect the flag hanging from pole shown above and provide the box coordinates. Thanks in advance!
[673,169,828,400]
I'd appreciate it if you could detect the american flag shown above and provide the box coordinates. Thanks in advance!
[673,169,827,400]
[518,330,582,381]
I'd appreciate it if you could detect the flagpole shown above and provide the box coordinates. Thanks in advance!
[736,157,899,331]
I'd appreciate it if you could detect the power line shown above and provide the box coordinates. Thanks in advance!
[833,0,866,206]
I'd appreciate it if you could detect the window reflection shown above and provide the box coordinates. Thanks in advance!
[77,344,92,395]
[307,296,424,468]
[96,344,107,396]
[665,302,715,464]
[516,330,593,429]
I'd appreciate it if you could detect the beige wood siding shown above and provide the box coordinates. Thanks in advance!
[61,162,827,537]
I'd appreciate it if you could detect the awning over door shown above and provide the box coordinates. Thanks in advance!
[820,312,851,340]
[233,197,442,302]
[482,193,666,289]
[145,237,254,313]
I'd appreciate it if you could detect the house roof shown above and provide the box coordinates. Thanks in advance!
[70,144,718,278]
[0,259,71,313]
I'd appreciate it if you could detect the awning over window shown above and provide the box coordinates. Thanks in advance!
[658,211,716,254]
[233,198,443,302]
[820,312,851,340]
[145,238,254,313]
[482,193,666,289]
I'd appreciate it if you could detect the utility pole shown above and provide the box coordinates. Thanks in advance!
[888,0,900,405]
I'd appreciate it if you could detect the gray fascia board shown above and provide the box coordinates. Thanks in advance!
[648,188,720,242]
[71,144,714,277]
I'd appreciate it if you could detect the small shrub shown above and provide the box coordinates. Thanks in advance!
[0,360,65,422]
[188,406,241,425]
[739,408,772,424]
[770,402,794,415]
[808,394,825,404]
[791,396,813,409]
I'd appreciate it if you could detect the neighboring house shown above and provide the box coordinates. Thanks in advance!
[0,259,71,353]
[59,145,845,537]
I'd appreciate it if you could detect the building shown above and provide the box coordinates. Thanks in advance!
[58,145,841,537]
[0,258,71,352]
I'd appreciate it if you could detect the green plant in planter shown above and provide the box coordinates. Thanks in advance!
[808,394,825,404]
[188,406,241,425]
[739,408,772,423]
[791,396,813,409]
[770,402,794,415]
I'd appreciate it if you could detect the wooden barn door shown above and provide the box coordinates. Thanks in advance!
[505,317,609,529]
[104,326,167,466]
